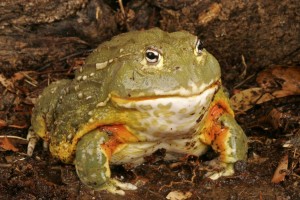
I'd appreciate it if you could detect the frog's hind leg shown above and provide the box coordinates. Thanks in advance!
[75,129,137,195]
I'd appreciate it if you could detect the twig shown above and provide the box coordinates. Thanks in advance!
[118,0,130,31]
[118,0,126,16]
[233,73,256,88]
[37,49,93,72]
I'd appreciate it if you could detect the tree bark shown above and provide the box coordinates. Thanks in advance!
[0,0,117,76]
[0,0,299,78]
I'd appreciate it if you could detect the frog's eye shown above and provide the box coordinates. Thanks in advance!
[145,49,161,64]
[195,39,204,55]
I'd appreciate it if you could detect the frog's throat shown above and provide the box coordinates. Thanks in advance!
[111,80,221,104]
[109,81,220,139]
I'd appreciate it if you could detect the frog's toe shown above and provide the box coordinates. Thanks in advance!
[111,179,137,190]
[205,161,234,180]
[107,186,125,196]
[106,179,137,195]
[26,127,40,156]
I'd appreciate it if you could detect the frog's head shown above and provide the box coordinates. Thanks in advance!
[82,28,221,101]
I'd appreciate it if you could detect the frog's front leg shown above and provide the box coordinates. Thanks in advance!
[199,90,248,179]
[75,129,137,195]
[27,127,49,156]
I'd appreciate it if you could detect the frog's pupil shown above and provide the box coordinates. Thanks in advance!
[146,51,158,61]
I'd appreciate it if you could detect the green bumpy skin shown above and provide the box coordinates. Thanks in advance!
[30,28,248,194]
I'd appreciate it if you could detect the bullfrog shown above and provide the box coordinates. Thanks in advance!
[27,28,247,195]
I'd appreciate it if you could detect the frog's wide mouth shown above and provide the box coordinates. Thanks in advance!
[111,80,221,105]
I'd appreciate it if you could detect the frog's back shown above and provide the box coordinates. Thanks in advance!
[31,79,71,140]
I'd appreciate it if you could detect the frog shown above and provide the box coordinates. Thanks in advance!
[27,28,248,195]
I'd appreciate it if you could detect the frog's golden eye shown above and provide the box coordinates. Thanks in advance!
[145,49,161,64]
[195,39,204,55]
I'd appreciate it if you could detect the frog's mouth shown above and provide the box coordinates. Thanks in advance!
[111,80,221,105]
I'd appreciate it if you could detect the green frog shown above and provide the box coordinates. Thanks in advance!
[27,28,247,195]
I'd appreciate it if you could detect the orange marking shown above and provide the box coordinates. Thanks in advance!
[99,125,138,158]
[219,98,234,116]
[209,103,224,119]
[201,99,231,160]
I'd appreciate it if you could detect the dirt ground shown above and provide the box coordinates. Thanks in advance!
[0,0,299,199]
[0,97,300,200]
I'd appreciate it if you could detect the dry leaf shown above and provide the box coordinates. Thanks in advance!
[0,136,19,152]
[0,119,8,128]
[0,135,28,152]
[0,71,37,93]
[257,66,300,97]
[271,154,288,183]
[231,66,300,113]
[198,3,222,26]
[0,73,14,91]
[230,87,264,112]
[266,108,284,129]
[166,191,192,200]
[255,93,275,104]
[284,130,300,149]
[248,152,268,164]
[12,71,37,85]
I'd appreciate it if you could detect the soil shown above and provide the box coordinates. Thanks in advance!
[0,0,299,199]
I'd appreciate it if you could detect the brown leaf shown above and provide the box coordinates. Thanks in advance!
[257,66,300,97]
[231,66,300,113]
[0,136,19,152]
[166,191,192,200]
[271,154,288,183]
[266,108,284,129]
[255,93,275,104]
[12,71,37,85]
[230,87,264,112]
[198,3,222,26]
[0,71,37,93]
[0,119,8,128]
[248,152,268,164]
[0,73,14,91]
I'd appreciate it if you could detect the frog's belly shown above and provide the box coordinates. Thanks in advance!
[121,85,219,140]
[110,139,208,165]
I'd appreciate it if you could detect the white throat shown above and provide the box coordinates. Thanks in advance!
[116,85,219,140]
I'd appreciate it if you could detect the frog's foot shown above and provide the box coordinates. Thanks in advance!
[104,179,137,195]
[26,127,40,156]
[204,160,234,180]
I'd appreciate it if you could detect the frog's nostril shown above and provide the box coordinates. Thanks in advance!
[174,66,181,71]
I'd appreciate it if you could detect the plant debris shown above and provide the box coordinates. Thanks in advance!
[271,154,289,183]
